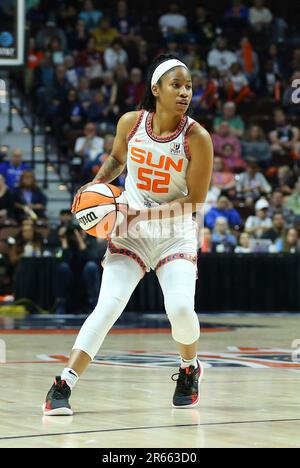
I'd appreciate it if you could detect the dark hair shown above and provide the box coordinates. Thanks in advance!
[139,54,190,112]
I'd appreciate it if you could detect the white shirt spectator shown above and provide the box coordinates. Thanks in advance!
[245,215,273,238]
[159,13,187,32]
[249,7,273,27]
[75,136,104,162]
[208,49,237,73]
[235,246,251,253]
[205,186,221,214]
[229,72,249,92]
[104,47,128,71]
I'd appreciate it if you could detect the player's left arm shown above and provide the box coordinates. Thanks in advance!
[176,124,214,211]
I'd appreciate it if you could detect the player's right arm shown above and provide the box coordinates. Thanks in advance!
[71,111,139,213]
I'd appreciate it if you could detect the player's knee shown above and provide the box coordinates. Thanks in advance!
[164,294,200,344]
[165,294,195,323]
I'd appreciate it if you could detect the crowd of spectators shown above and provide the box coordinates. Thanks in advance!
[2,0,300,309]
[0,147,106,313]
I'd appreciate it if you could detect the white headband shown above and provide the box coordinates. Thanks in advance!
[151,59,188,88]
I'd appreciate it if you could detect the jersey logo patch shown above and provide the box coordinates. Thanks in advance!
[170,143,181,155]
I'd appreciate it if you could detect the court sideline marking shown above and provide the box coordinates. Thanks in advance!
[1,418,300,442]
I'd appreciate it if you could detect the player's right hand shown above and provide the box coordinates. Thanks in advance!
[71,181,98,214]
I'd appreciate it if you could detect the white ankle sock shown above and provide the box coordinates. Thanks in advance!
[61,368,79,390]
[180,356,198,369]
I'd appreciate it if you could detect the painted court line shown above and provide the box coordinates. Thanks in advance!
[1,418,300,442]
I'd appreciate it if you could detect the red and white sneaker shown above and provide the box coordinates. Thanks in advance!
[42,377,73,416]
[172,360,204,408]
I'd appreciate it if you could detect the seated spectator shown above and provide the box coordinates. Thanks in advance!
[200,227,212,253]
[262,213,286,244]
[122,68,145,112]
[158,3,188,40]
[226,63,252,104]
[111,0,139,41]
[222,142,247,171]
[49,37,65,66]
[241,125,272,167]
[104,38,128,73]
[260,59,281,99]
[79,0,103,32]
[211,217,237,253]
[249,0,273,32]
[207,37,237,75]
[0,148,31,191]
[236,160,272,203]
[182,37,202,71]
[40,64,71,124]
[268,190,294,227]
[14,171,47,222]
[0,175,15,225]
[190,5,214,45]
[212,122,246,169]
[33,53,55,100]
[64,55,82,88]
[245,198,272,238]
[205,182,221,215]
[91,17,119,53]
[274,166,295,196]
[236,37,259,88]
[76,36,102,70]
[54,225,101,314]
[83,41,104,86]
[190,72,209,114]
[25,37,45,94]
[213,102,245,138]
[285,181,300,216]
[67,19,89,51]
[191,71,220,114]
[162,40,184,61]
[77,76,93,110]
[101,71,120,120]
[86,92,106,123]
[282,228,300,253]
[212,157,236,194]
[224,0,249,25]
[9,220,45,266]
[265,44,287,79]
[135,39,149,74]
[269,108,300,159]
[290,48,300,73]
[205,196,242,230]
[36,19,67,51]
[90,134,115,177]
[58,88,86,133]
[74,122,104,166]
[235,232,252,253]
[47,209,74,249]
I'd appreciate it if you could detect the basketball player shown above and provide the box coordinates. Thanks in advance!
[43,55,214,415]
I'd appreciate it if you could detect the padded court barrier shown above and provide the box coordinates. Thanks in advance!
[13,254,300,312]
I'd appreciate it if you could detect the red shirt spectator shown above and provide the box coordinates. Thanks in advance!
[122,68,145,111]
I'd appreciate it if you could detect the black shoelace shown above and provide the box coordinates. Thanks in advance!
[52,382,69,400]
[171,368,195,395]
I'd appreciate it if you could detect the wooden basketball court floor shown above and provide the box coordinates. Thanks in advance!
[0,314,300,448]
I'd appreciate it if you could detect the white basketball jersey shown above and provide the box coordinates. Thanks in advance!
[125,110,197,210]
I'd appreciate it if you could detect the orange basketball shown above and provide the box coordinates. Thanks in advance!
[74,183,126,238]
